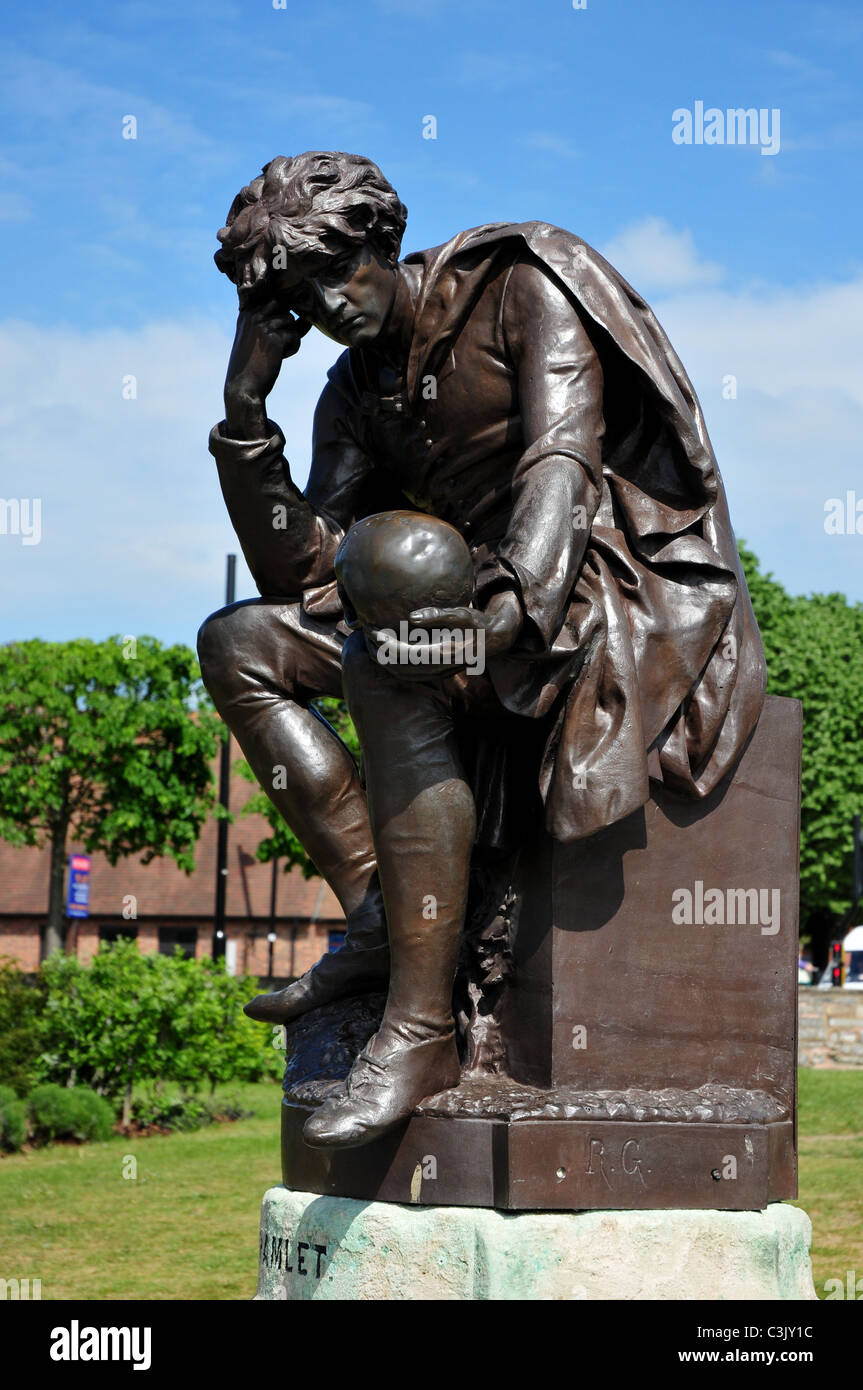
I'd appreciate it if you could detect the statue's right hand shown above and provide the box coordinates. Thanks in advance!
[224,302,312,437]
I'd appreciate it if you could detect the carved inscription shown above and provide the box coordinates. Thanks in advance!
[259,1232,328,1280]
[585,1136,649,1189]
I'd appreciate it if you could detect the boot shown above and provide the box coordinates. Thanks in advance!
[300,636,476,1147]
[303,1029,460,1148]
[228,697,388,1025]
[300,851,467,1147]
[244,886,389,1025]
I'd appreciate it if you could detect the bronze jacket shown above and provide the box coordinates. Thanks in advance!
[210,221,766,840]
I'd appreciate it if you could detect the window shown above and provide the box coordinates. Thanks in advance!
[99,924,138,946]
[158,927,197,959]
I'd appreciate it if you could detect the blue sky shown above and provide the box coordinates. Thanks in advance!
[1,0,862,643]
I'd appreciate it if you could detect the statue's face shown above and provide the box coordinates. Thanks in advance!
[272,240,398,347]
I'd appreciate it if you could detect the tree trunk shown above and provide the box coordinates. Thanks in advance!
[43,825,69,959]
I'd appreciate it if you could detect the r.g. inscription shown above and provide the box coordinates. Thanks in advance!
[585,1137,650,1189]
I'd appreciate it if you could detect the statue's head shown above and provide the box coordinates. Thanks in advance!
[214,152,407,347]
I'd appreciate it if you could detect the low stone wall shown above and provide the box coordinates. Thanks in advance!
[798,987,863,1067]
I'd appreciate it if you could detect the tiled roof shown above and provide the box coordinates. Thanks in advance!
[0,738,344,924]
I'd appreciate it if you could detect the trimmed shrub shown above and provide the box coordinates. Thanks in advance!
[0,1088,26,1151]
[66,1088,115,1142]
[129,1092,254,1133]
[27,1084,114,1144]
[0,961,45,1095]
[130,1094,210,1133]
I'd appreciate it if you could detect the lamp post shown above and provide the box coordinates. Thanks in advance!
[267,853,279,981]
[212,554,236,961]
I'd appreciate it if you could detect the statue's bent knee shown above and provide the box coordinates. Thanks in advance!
[197,601,285,705]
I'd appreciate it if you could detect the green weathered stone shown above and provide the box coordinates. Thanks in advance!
[254,1186,816,1301]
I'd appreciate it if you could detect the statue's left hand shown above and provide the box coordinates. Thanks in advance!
[408,589,524,659]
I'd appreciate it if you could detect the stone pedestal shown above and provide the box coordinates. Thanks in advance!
[255,1186,817,1301]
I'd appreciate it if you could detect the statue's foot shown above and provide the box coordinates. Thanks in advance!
[245,885,389,1025]
[302,1029,461,1149]
[244,942,389,1025]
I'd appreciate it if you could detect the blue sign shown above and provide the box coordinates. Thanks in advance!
[66,854,91,918]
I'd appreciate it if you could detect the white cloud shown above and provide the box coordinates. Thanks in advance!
[2,50,215,156]
[517,132,582,161]
[0,192,32,222]
[600,217,725,294]
[451,50,558,91]
[596,220,863,601]
[650,273,863,601]
[765,48,836,84]
[268,93,377,132]
[0,317,341,645]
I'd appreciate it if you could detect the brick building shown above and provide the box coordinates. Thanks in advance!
[0,738,345,981]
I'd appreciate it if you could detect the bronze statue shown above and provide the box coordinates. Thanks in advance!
[198,152,766,1153]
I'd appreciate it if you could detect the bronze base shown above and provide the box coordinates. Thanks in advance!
[279,695,802,1213]
[282,1099,795,1211]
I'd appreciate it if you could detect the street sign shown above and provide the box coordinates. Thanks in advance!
[66,854,91,918]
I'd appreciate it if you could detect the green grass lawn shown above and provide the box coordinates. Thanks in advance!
[0,1070,860,1300]
[794,1069,863,1300]
[0,1081,283,1300]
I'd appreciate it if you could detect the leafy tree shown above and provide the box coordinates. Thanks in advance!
[0,637,222,956]
[238,696,359,878]
[739,543,863,946]
[39,941,278,1123]
[40,943,165,1123]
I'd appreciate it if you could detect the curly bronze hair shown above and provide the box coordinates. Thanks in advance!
[214,152,407,298]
